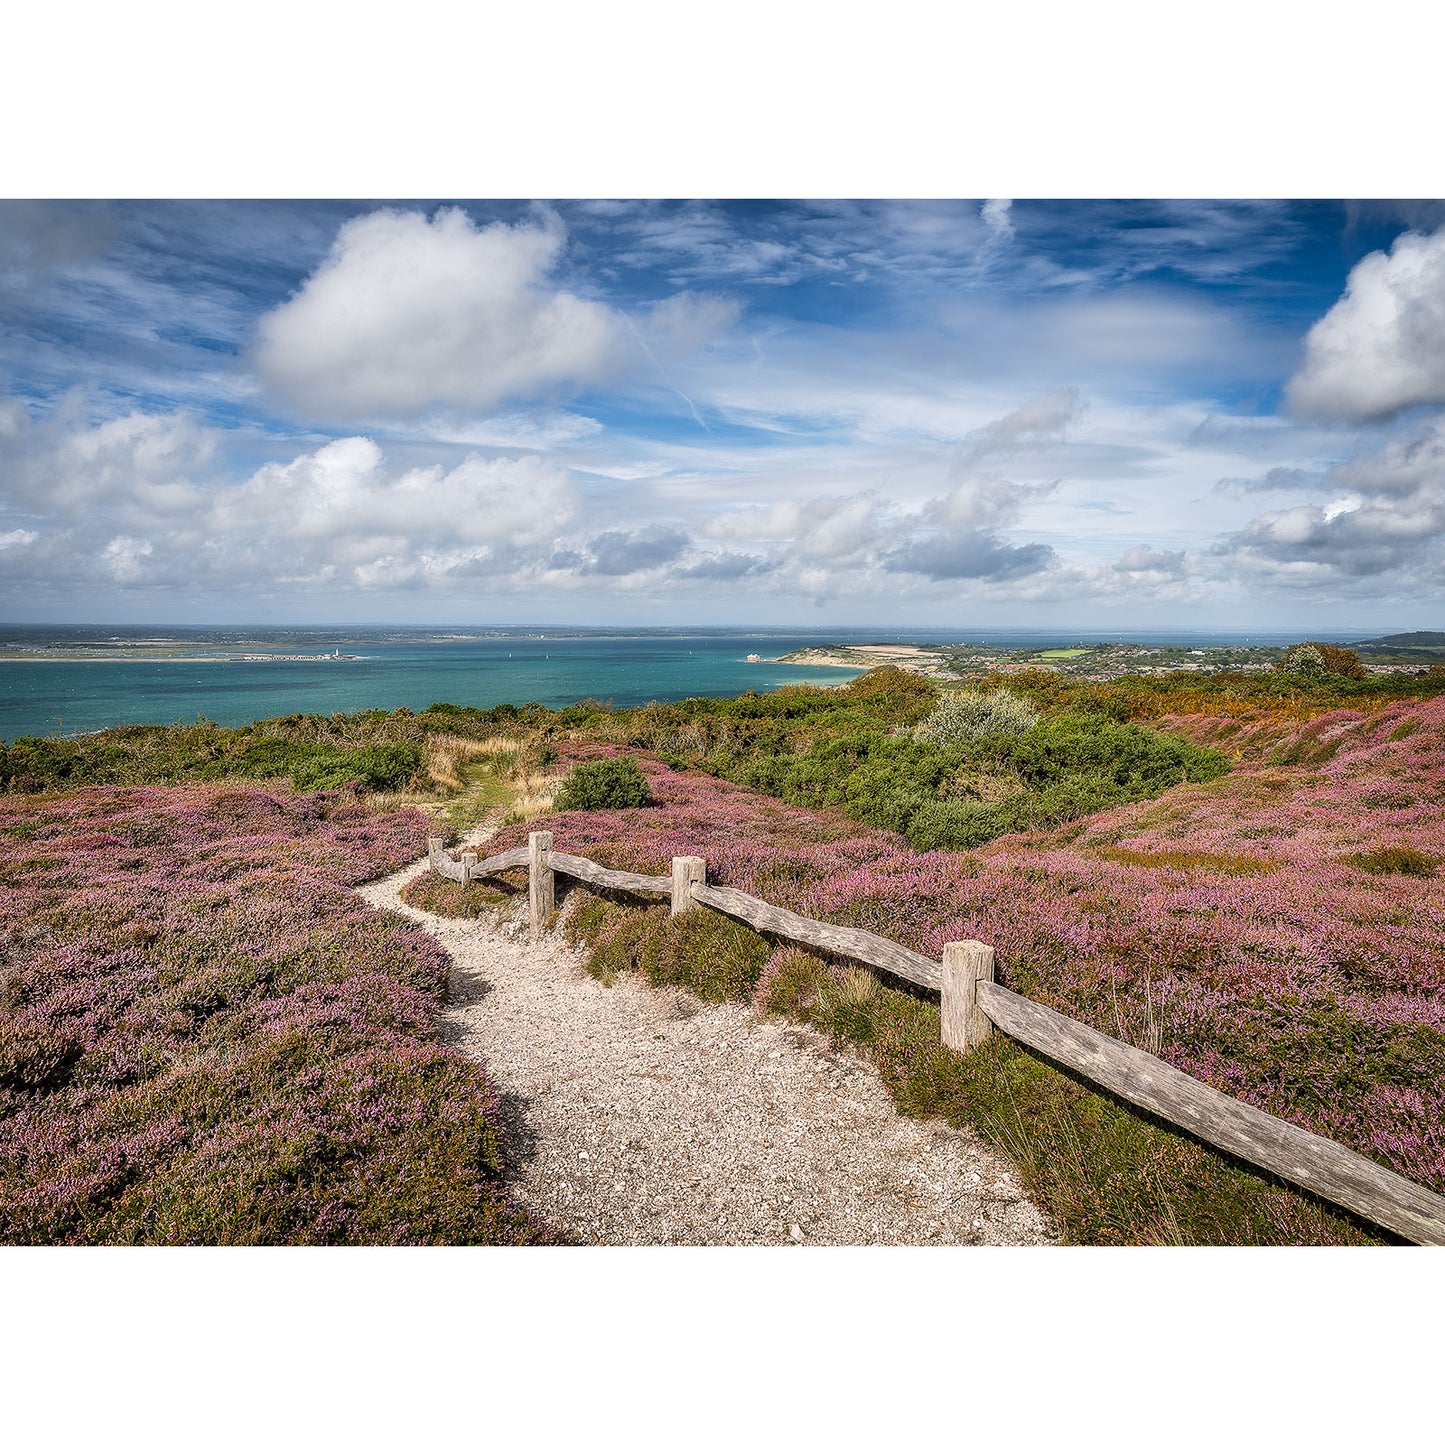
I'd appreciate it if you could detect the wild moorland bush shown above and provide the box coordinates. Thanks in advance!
[410,696,1445,1243]
[0,782,551,1244]
[1278,643,1371,680]
[0,700,551,795]
[1,717,427,793]
[914,688,1041,744]
[555,668,1232,850]
[682,709,1230,850]
[554,756,652,811]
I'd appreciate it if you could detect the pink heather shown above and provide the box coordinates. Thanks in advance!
[475,701,1445,1192]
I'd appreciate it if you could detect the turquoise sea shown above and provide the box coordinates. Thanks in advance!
[0,624,1369,742]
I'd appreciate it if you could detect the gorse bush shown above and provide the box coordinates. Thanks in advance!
[555,756,652,811]
[1,718,427,794]
[201,739,424,792]
[915,688,1041,745]
[843,665,937,702]
[1278,643,1369,681]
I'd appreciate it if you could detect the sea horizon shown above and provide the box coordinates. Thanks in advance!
[0,621,1402,742]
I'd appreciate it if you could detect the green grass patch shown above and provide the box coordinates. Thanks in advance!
[1344,845,1438,877]
[1090,845,1280,875]
[439,748,526,831]
[565,895,770,1002]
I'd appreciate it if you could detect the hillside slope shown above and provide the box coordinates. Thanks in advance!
[409,697,1445,1242]
[0,783,550,1244]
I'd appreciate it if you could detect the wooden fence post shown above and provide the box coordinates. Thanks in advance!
[460,850,478,885]
[941,940,994,1052]
[529,831,555,940]
[427,836,446,874]
[671,856,706,917]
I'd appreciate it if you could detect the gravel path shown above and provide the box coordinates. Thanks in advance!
[357,836,1056,1247]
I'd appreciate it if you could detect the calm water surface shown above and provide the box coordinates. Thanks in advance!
[0,624,1366,741]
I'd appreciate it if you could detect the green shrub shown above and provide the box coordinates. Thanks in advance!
[906,799,1004,851]
[915,689,1041,745]
[555,756,652,811]
[199,739,422,792]
[844,666,937,702]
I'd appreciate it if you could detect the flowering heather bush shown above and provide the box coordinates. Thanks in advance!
[0,782,551,1244]
[413,702,1445,1242]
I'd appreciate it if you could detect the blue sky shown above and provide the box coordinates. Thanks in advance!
[3,197,1445,628]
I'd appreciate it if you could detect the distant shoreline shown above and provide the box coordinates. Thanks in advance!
[767,636,1445,684]
[762,649,868,671]
[768,644,943,675]
[0,653,364,664]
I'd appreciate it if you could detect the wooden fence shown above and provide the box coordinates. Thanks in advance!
[428,832,1445,1246]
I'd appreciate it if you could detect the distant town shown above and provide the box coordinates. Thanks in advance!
[770,632,1445,681]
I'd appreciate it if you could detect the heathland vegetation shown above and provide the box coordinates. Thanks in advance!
[5,647,1444,1244]
[0,781,551,1243]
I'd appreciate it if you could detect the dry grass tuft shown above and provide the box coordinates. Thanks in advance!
[503,771,564,826]
[426,735,518,792]
[1091,844,1280,875]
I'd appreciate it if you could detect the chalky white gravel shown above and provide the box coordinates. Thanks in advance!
[357,837,1055,1247]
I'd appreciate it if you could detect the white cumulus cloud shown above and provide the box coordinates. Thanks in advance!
[217,438,577,551]
[1218,417,1445,584]
[0,397,584,600]
[1287,225,1445,422]
[102,535,153,582]
[2,402,213,519]
[252,208,627,422]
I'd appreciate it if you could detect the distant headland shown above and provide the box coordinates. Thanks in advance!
[771,633,1445,680]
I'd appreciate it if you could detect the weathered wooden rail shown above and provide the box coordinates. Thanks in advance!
[427,832,1445,1246]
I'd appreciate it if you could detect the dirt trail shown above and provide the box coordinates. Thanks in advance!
[356,834,1055,1246]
